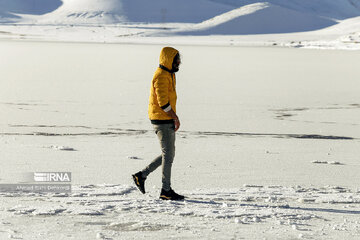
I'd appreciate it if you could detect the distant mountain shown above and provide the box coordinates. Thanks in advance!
[0,0,61,22]
[211,0,360,20]
[1,0,359,35]
[34,0,126,24]
[0,0,62,15]
[172,3,335,35]
[1,0,234,24]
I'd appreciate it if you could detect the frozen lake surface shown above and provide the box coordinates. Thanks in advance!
[0,40,360,239]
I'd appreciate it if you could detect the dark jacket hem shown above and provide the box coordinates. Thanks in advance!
[151,120,174,125]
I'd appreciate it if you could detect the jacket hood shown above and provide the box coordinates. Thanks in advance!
[159,47,179,71]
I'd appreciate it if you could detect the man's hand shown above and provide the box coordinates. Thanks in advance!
[166,109,180,132]
[173,117,180,132]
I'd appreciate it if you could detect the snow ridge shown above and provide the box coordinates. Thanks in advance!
[175,3,270,33]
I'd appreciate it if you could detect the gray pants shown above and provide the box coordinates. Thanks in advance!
[142,123,175,191]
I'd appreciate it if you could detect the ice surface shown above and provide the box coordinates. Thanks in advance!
[0,41,360,239]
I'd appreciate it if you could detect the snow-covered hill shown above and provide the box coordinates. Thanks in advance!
[0,0,360,48]
[0,0,61,22]
[1,0,360,26]
[35,0,126,24]
[1,0,235,24]
[173,3,337,35]
[0,0,61,15]
[211,0,360,20]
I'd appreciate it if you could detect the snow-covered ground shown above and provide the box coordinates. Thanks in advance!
[0,0,360,49]
[0,40,360,239]
[2,184,360,239]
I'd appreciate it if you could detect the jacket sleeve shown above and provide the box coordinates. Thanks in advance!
[154,76,171,111]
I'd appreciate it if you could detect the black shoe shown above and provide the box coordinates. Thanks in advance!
[159,188,184,200]
[132,171,146,194]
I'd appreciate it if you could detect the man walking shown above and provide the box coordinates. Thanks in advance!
[132,47,184,200]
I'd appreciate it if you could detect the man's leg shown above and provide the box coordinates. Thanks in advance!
[141,124,175,183]
[157,124,175,191]
[155,124,184,200]
[141,154,162,178]
[141,123,175,191]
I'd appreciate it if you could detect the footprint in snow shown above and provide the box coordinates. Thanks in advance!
[127,156,142,160]
[50,145,77,151]
[312,160,344,165]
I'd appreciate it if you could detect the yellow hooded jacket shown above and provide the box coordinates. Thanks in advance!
[148,47,179,121]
